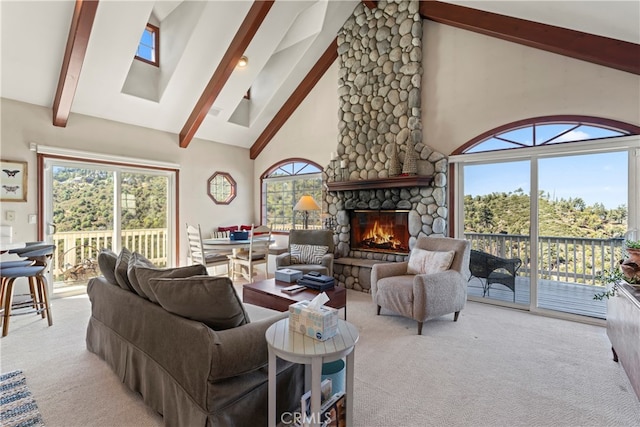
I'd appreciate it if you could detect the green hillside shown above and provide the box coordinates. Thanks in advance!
[53,167,167,232]
[464,189,627,239]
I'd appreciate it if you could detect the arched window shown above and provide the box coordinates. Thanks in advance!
[456,116,636,154]
[261,159,323,232]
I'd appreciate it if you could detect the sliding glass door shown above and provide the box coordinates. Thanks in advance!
[462,160,531,307]
[536,152,627,318]
[43,158,174,291]
[458,147,633,320]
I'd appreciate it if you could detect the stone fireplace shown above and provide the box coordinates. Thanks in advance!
[321,0,449,292]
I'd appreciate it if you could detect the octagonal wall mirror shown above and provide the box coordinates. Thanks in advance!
[207,171,236,205]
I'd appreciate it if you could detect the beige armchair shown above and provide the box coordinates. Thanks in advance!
[371,236,471,334]
[275,229,335,277]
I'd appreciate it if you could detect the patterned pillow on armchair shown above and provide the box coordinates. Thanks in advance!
[290,244,328,265]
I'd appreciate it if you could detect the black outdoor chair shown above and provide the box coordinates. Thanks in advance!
[469,249,522,302]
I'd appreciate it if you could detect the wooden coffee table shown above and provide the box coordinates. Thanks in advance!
[243,278,347,319]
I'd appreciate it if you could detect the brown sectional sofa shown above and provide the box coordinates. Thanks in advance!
[86,276,304,426]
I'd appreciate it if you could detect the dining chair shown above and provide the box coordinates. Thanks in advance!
[186,224,230,277]
[211,230,232,238]
[228,225,271,282]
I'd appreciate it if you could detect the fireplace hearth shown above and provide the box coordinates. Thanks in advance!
[350,210,410,255]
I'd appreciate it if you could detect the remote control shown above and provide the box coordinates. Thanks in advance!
[282,284,306,294]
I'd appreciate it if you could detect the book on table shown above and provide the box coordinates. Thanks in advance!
[293,379,348,427]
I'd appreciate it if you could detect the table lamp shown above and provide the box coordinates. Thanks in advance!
[293,195,320,229]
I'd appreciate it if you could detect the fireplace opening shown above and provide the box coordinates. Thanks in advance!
[350,210,410,254]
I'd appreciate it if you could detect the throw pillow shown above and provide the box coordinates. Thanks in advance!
[135,264,208,303]
[290,244,328,265]
[114,248,135,292]
[147,275,250,330]
[127,252,156,297]
[97,248,118,285]
[407,248,455,275]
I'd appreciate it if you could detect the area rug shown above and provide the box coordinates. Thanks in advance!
[0,370,45,427]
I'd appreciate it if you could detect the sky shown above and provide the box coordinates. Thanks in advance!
[464,151,628,210]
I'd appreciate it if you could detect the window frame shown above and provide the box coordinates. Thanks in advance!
[448,116,640,322]
[135,23,160,67]
[260,158,324,233]
[453,115,637,155]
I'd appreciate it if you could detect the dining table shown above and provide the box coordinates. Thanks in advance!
[201,238,255,251]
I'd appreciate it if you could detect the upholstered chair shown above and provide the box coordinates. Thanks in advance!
[371,236,471,334]
[275,229,335,277]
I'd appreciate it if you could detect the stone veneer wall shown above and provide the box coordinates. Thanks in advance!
[323,0,449,288]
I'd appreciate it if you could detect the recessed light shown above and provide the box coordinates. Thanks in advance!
[238,56,248,68]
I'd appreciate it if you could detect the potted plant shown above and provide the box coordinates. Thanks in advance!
[621,239,640,283]
[594,243,640,300]
[593,268,626,301]
[625,239,640,261]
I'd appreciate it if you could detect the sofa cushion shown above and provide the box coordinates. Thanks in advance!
[127,252,156,297]
[147,275,250,330]
[290,244,328,265]
[114,248,135,292]
[407,248,455,275]
[97,248,118,285]
[135,264,208,303]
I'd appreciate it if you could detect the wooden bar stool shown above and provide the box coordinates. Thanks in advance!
[0,244,55,337]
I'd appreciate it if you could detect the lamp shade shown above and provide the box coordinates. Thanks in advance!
[293,195,320,211]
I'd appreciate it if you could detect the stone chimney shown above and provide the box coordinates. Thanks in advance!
[324,0,448,262]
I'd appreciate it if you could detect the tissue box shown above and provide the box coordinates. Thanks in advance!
[288,300,338,341]
[275,268,303,283]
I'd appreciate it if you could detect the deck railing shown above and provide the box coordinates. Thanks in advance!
[52,229,624,288]
[464,232,626,286]
[52,229,167,283]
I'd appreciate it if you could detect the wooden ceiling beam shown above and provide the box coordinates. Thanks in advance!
[179,1,273,148]
[420,1,640,75]
[249,38,338,160]
[362,0,377,10]
[52,0,99,127]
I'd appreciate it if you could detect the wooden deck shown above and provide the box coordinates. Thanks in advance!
[467,277,607,319]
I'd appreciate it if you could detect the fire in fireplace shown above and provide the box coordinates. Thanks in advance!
[350,210,410,254]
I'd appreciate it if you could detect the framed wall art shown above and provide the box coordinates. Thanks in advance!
[1,159,28,202]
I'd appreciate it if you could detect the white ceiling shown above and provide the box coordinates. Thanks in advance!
[1,1,638,150]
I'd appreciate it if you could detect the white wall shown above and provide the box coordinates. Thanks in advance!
[422,21,640,155]
[252,60,340,227]
[0,98,254,266]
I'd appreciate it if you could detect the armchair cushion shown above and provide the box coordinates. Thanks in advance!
[147,275,250,330]
[290,244,328,265]
[407,248,455,275]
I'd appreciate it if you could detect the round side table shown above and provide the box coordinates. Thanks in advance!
[266,317,359,427]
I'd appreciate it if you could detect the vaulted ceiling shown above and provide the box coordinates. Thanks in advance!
[1,1,638,158]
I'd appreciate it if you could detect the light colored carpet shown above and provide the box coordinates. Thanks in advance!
[1,284,639,427]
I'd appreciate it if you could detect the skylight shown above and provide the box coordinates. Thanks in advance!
[135,23,159,66]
